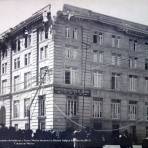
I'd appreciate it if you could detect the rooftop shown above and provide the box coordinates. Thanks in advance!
[0,4,148,39]
[0,4,51,39]
[61,4,148,37]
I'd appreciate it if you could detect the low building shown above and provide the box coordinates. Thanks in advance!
[0,4,148,142]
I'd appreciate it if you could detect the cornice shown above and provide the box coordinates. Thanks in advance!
[0,4,51,39]
[62,4,148,38]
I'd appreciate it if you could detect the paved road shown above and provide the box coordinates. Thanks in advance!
[103,145,142,148]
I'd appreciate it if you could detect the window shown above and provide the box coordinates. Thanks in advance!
[16,39,20,52]
[111,54,121,66]
[38,95,45,116]
[145,42,148,51]
[65,48,70,59]
[65,69,71,84]
[24,53,31,66]
[93,51,103,63]
[44,45,48,58]
[146,127,148,137]
[129,57,133,68]
[24,72,31,89]
[112,35,120,48]
[93,52,98,62]
[66,96,78,117]
[65,27,70,38]
[134,58,138,68]
[112,35,116,47]
[145,104,148,121]
[93,71,103,88]
[129,57,138,68]
[2,63,7,74]
[13,100,20,118]
[145,77,148,92]
[14,57,20,69]
[134,40,137,51]
[40,66,50,84]
[24,98,30,117]
[25,34,32,48]
[40,46,48,60]
[111,100,120,119]
[20,38,25,50]
[14,124,18,131]
[39,29,45,42]
[65,68,79,85]
[71,68,79,85]
[2,49,7,59]
[129,40,138,51]
[65,48,77,59]
[65,48,71,58]
[145,59,148,70]
[40,47,44,59]
[40,67,52,84]
[128,101,137,120]
[129,75,137,91]
[93,32,103,44]
[72,50,77,59]
[112,124,119,135]
[17,57,20,68]
[73,28,78,40]
[2,79,7,94]
[117,55,121,66]
[92,98,103,118]
[93,33,97,43]
[14,59,17,69]
[111,73,120,90]
[99,33,103,45]
[38,119,45,130]
[99,52,104,63]
[14,75,20,92]
[117,36,120,48]
[129,39,133,50]
[25,123,29,130]
[112,54,116,65]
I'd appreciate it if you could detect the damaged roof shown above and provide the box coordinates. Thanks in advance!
[62,4,148,37]
[0,4,51,39]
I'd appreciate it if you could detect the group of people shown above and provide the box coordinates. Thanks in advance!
[0,124,136,148]
[119,130,133,148]
[72,129,135,148]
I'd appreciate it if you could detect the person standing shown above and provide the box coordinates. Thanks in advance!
[119,132,128,148]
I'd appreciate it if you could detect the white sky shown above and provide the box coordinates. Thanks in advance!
[0,0,148,34]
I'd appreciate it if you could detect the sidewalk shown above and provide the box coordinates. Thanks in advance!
[103,145,142,148]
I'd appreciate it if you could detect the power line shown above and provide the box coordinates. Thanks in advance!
[44,91,146,132]
[8,68,147,132]
[1,70,53,89]
[28,68,50,129]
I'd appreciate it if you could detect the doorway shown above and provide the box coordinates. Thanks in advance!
[0,106,6,126]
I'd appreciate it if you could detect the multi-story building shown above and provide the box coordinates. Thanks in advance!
[0,4,148,142]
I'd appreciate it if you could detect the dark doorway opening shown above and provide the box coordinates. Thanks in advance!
[112,124,119,136]
[0,106,6,126]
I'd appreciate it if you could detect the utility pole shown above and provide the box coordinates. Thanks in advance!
[81,39,90,128]
[28,68,48,130]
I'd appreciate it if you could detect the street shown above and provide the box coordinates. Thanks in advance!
[103,145,142,148]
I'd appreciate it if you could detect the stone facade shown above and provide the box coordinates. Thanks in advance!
[0,4,148,142]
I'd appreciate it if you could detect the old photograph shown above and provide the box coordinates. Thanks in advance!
[0,0,148,147]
